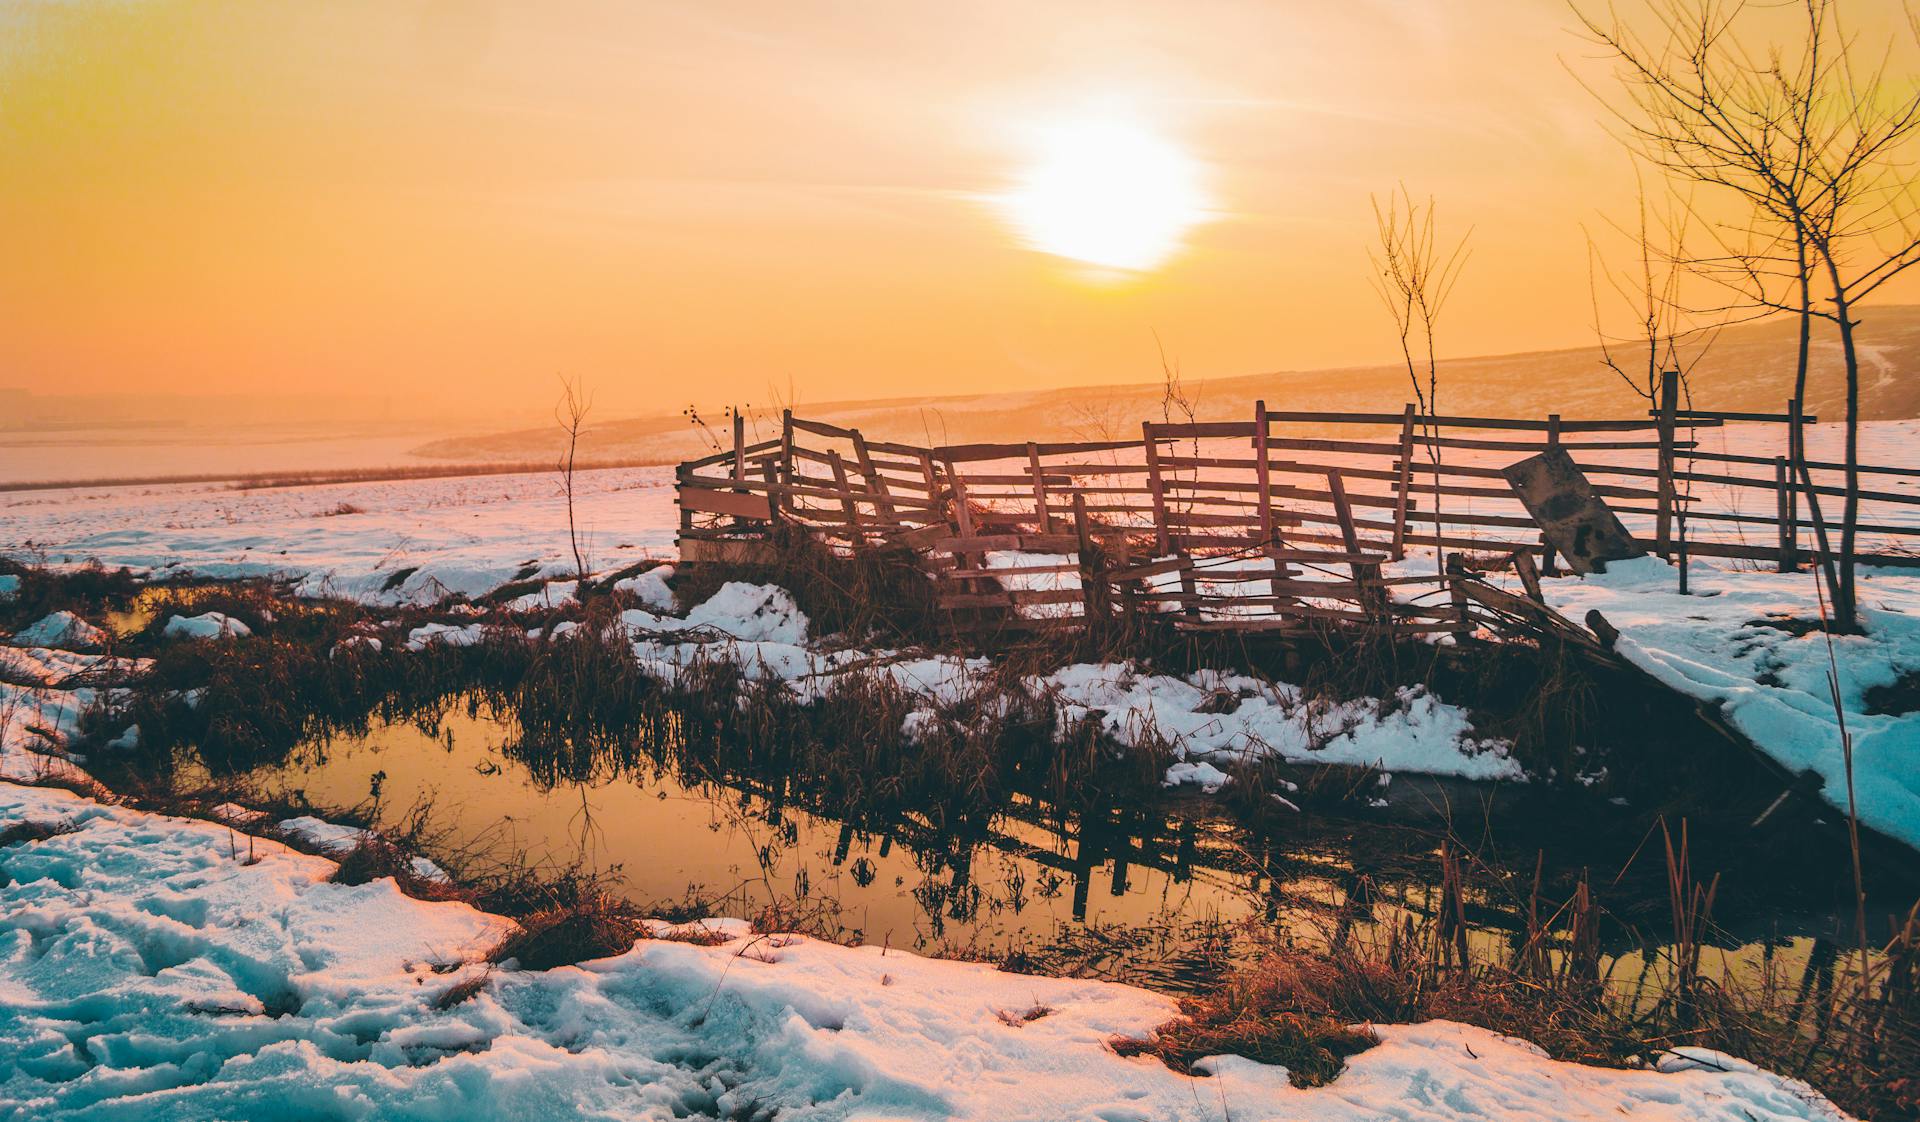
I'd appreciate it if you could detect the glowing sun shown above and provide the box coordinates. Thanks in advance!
[997,118,1212,273]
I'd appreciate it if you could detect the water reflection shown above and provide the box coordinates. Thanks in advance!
[181,695,1882,996]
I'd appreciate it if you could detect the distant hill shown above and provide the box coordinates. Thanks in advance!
[415,304,1920,463]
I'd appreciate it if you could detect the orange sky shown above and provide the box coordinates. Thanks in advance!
[3,0,1916,422]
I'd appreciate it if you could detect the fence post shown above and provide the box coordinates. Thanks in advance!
[1255,399,1292,608]
[726,409,749,531]
[851,430,898,527]
[757,458,779,525]
[1073,493,1105,632]
[780,409,796,518]
[1540,413,1561,576]
[1143,421,1171,556]
[1027,442,1056,533]
[1654,371,1679,558]
[1253,400,1274,545]
[1785,398,1803,569]
[1775,455,1795,571]
[677,463,695,539]
[732,409,746,484]
[1392,403,1416,560]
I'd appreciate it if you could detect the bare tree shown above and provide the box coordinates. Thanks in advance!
[1370,187,1471,572]
[1584,165,1719,402]
[1576,0,1920,632]
[556,376,593,580]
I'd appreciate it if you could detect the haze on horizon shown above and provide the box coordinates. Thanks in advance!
[4,0,1918,425]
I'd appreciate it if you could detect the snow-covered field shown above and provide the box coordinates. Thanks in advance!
[0,465,679,604]
[0,447,1905,1118]
[0,781,1855,1121]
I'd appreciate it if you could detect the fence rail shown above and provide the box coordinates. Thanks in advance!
[676,375,1920,635]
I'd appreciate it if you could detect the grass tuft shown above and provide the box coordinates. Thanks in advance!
[0,819,78,847]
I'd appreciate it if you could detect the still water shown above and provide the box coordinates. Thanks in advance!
[186,695,1882,996]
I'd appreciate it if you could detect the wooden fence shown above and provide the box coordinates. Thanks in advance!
[675,375,1920,636]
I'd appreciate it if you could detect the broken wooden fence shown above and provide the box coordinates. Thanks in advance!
[676,382,1920,635]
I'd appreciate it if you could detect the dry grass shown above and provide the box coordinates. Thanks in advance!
[490,896,648,971]
[0,819,78,847]
[327,834,469,902]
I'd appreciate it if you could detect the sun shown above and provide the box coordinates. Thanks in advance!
[997,118,1212,274]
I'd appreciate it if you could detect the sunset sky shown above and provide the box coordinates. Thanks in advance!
[3,0,1917,422]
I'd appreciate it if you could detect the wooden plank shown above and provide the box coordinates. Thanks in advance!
[1147,421,1257,438]
[890,522,952,550]
[677,536,781,566]
[940,592,1013,609]
[928,532,1086,554]
[790,416,860,440]
[947,562,1083,578]
[826,450,864,547]
[1691,447,1920,478]
[1661,408,1816,423]
[679,486,774,520]
[1512,548,1545,603]
[1108,557,1187,582]
[851,431,900,526]
[1266,437,1405,456]
[935,437,1154,462]
[1500,447,1643,575]
[1673,469,1920,505]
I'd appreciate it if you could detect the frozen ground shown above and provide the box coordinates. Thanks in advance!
[0,445,1893,1118]
[0,466,678,605]
[1541,555,1920,851]
[0,781,1856,1121]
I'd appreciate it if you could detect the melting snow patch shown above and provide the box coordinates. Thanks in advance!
[1039,663,1522,784]
[683,582,808,643]
[405,622,493,651]
[613,564,676,612]
[503,580,579,613]
[163,611,254,640]
[11,610,107,652]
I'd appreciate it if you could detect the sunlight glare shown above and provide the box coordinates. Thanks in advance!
[998,118,1212,274]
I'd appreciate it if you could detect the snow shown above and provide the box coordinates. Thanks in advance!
[0,466,678,606]
[12,611,107,652]
[1040,663,1523,784]
[502,580,579,613]
[682,581,808,644]
[0,780,1857,1122]
[1,682,104,783]
[611,564,675,612]
[1540,555,1920,849]
[163,612,253,641]
[0,646,149,690]
[404,623,495,652]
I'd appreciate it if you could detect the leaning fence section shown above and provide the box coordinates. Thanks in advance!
[675,376,1920,637]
